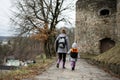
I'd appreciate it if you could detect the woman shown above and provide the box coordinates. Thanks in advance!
[54,28,69,69]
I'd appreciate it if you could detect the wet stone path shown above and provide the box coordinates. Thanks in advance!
[26,57,120,80]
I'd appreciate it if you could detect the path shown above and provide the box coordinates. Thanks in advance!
[25,57,120,80]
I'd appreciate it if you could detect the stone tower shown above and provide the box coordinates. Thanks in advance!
[75,0,120,54]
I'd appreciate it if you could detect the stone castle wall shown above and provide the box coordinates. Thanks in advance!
[117,0,120,41]
[75,0,120,54]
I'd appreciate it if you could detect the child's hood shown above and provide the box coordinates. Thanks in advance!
[72,42,77,48]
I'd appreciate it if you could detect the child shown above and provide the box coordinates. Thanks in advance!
[68,42,78,71]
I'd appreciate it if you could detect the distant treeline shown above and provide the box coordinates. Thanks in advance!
[0,36,13,41]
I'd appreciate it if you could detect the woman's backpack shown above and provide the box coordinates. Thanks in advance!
[57,37,67,49]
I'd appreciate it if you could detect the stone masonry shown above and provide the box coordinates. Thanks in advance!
[75,0,120,54]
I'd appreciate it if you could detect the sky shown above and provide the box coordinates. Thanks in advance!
[0,0,13,36]
[0,0,77,36]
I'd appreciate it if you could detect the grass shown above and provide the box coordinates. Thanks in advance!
[0,55,55,80]
[80,53,98,59]
[80,43,120,65]
[92,43,120,65]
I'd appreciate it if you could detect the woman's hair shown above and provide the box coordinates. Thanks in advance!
[61,28,66,34]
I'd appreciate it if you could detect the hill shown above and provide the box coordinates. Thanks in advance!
[92,43,120,76]
[93,43,120,64]
[0,36,12,41]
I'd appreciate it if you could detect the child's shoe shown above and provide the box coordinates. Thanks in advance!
[72,67,75,71]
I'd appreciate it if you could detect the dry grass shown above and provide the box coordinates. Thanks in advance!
[80,53,98,59]
[93,43,120,65]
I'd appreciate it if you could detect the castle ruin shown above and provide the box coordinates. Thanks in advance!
[75,0,120,54]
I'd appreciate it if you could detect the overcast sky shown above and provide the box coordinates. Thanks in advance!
[0,0,13,36]
[0,0,77,36]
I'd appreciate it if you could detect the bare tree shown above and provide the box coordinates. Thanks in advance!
[11,0,74,58]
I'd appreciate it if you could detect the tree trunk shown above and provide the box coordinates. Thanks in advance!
[49,35,56,56]
[44,34,56,58]
[44,40,50,58]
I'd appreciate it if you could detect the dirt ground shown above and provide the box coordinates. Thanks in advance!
[23,57,120,80]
